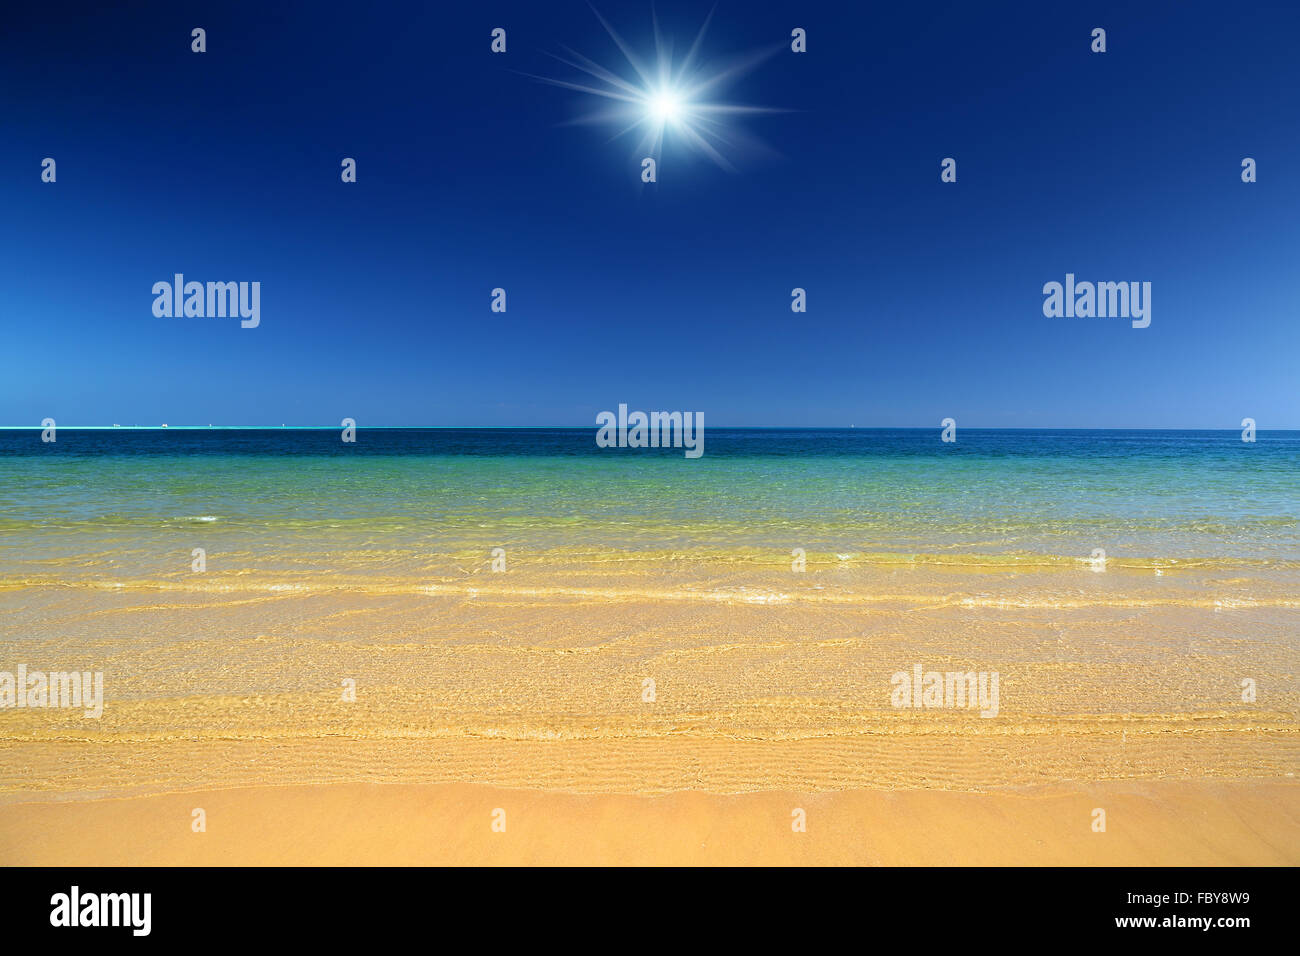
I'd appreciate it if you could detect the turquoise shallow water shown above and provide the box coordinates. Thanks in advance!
[1,428,1298,572]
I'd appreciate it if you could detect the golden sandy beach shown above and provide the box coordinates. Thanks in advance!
[3,780,1297,866]
[2,553,1297,865]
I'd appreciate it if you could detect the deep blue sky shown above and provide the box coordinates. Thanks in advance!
[2,0,1297,427]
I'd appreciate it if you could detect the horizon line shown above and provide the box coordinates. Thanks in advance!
[3,424,1298,432]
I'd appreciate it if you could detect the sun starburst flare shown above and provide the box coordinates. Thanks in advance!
[524,6,786,172]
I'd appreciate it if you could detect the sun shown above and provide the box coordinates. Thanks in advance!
[525,7,784,171]
[648,89,683,124]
